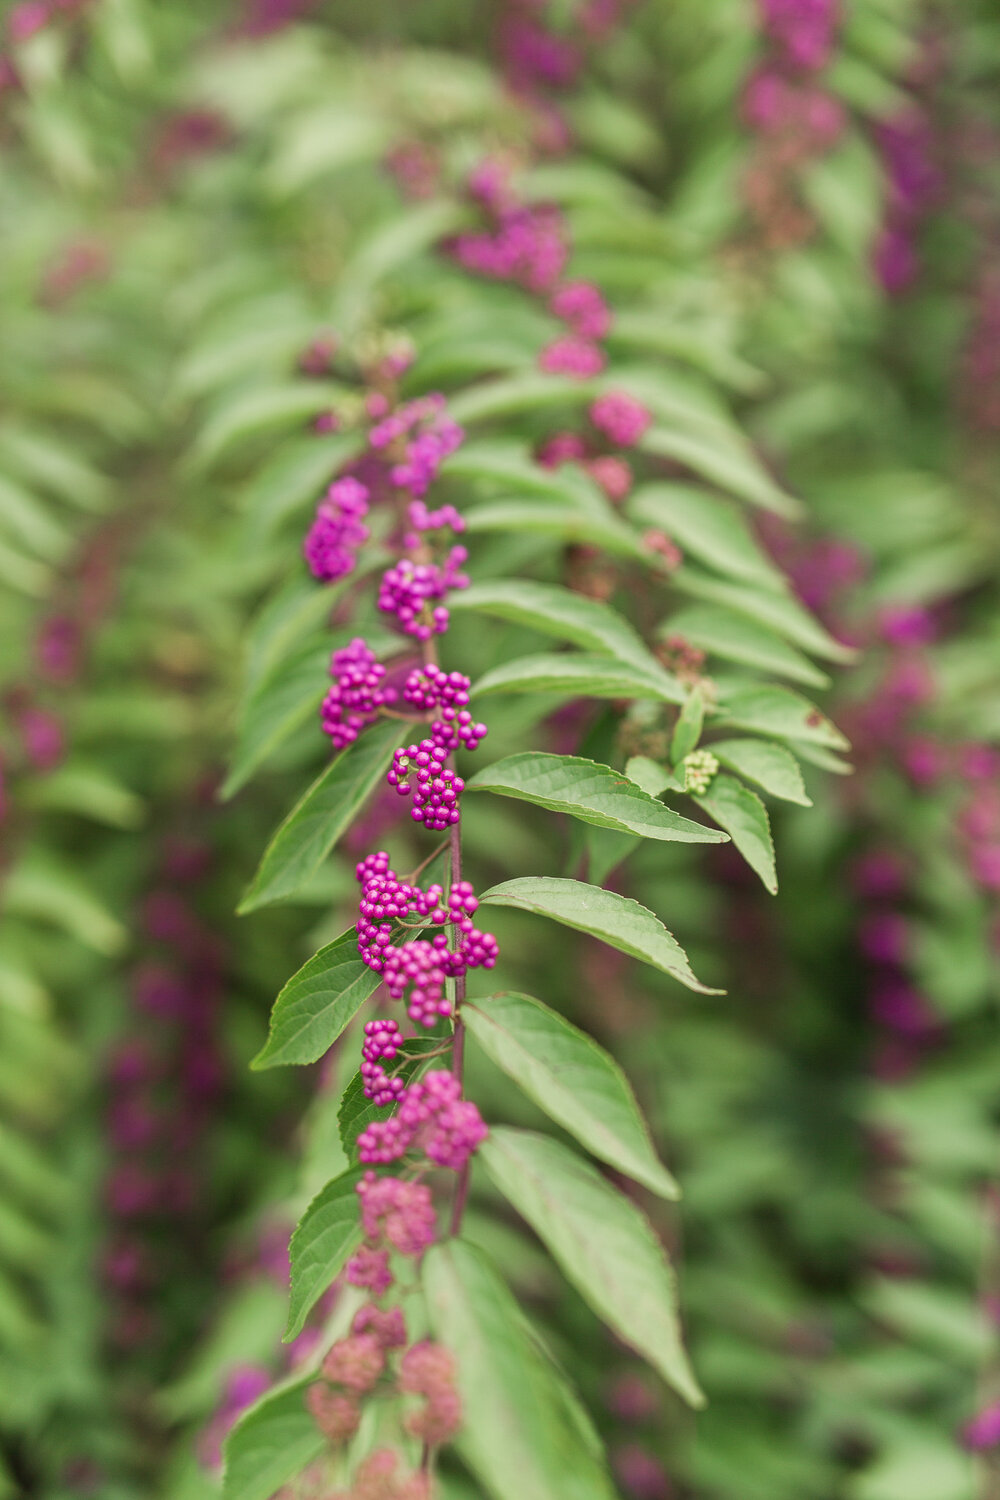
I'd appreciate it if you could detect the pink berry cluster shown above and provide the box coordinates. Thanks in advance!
[306,1174,461,1480]
[304,476,370,583]
[740,0,845,248]
[321,639,397,750]
[377,549,469,640]
[534,390,652,507]
[355,852,498,1032]
[369,394,464,498]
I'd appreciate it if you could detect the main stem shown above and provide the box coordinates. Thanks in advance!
[448,812,470,1237]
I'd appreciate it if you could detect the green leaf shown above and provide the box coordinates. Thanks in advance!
[222,638,329,800]
[480,877,721,994]
[251,931,381,1070]
[0,474,70,563]
[473,652,683,704]
[239,718,408,912]
[465,501,645,561]
[448,372,597,425]
[639,426,798,518]
[443,441,604,514]
[464,992,678,1198]
[666,603,831,689]
[3,857,126,955]
[337,1037,442,1161]
[624,756,679,796]
[222,1378,324,1500]
[450,579,667,678]
[284,1167,363,1341]
[239,433,360,547]
[693,774,777,893]
[710,738,811,806]
[628,483,785,590]
[24,763,145,828]
[466,753,725,843]
[480,1128,704,1408]
[423,1240,617,1500]
[670,685,705,763]
[715,684,850,752]
[674,567,854,663]
[190,382,342,472]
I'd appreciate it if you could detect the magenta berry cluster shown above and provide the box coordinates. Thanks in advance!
[355,853,497,1033]
[321,639,396,750]
[356,1070,487,1169]
[303,476,370,583]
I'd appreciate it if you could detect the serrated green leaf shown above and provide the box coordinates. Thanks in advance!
[450,579,666,678]
[715,684,850,751]
[251,931,381,1069]
[239,718,408,912]
[423,1240,617,1500]
[222,1378,323,1500]
[466,753,725,843]
[710,738,811,806]
[472,651,683,704]
[480,876,721,994]
[693,773,777,893]
[284,1168,363,1341]
[464,992,678,1198]
[481,1128,704,1407]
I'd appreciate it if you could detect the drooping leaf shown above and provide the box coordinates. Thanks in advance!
[423,1240,617,1500]
[251,931,380,1070]
[448,372,598,425]
[284,1168,364,1341]
[450,579,667,677]
[443,441,605,515]
[480,1129,704,1408]
[674,567,854,663]
[466,753,725,843]
[710,738,811,806]
[465,501,646,561]
[480,876,721,994]
[472,652,683,704]
[222,1378,324,1500]
[629,482,786,589]
[190,382,343,472]
[239,718,408,912]
[693,774,778,893]
[640,425,798,518]
[464,992,678,1198]
[666,603,831,688]
[222,638,330,800]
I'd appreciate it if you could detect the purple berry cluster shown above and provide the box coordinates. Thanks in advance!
[369,394,464,498]
[377,549,469,640]
[321,639,397,750]
[303,476,370,583]
[355,852,498,1033]
[356,1070,488,1169]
